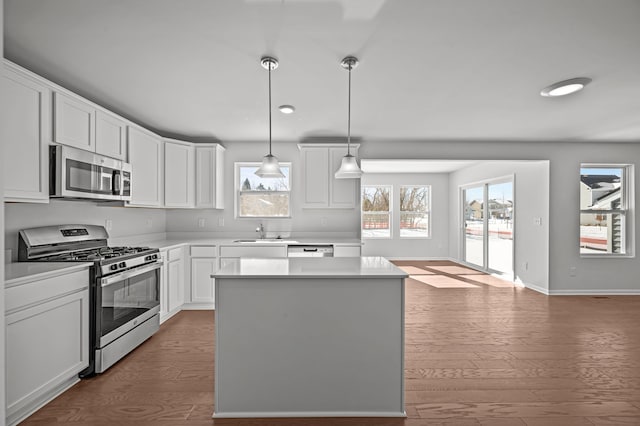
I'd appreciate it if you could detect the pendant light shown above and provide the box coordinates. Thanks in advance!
[255,56,285,178]
[335,56,363,179]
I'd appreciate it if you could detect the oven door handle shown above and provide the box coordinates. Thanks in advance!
[101,262,162,287]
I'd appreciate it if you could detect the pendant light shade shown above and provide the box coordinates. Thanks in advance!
[255,56,285,179]
[335,56,363,179]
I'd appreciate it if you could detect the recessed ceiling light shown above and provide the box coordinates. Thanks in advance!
[540,77,592,97]
[278,105,295,114]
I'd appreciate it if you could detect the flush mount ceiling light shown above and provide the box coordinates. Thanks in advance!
[255,56,285,178]
[335,56,363,179]
[278,104,295,114]
[540,77,592,97]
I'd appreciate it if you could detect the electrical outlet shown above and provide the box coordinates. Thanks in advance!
[146,218,153,228]
[218,217,225,227]
[533,217,542,226]
[105,219,113,231]
[569,266,577,277]
[198,218,206,228]
[321,217,328,227]
[524,261,529,271]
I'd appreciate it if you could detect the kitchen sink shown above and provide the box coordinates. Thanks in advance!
[232,239,298,244]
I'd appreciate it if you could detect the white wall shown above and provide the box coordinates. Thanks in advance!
[4,200,166,260]
[361,172,449,259]
[448,161,550,293]
[360,140,640,294]
[166,141,361,238]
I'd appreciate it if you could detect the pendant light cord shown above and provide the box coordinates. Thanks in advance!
[347,63,352,156]
[268,62,273,156]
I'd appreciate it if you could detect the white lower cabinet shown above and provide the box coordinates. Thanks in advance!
[5,268,89,426]
[190,258,217,308]
[160,246,185,323]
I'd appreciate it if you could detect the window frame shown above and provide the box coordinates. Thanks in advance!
[361,185,393,239]
[234,162,292,219]
[399,185,432,239]
[579,163,634,258]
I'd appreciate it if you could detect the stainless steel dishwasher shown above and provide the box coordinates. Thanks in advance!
[287,244,334,257]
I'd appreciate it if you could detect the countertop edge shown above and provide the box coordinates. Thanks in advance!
[5,262,93,287]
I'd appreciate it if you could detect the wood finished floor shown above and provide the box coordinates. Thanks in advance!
[21,260,640,426]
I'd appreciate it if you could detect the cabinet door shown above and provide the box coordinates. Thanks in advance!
[95,110,127,160]
[191,258,216,305]
[2,66,50,202]
[334,245,362,257]
[300,148,330,208]
[53,92,95,151]
[127,127,163,207]
[195,146,216,208]
[329,147,358,208]
[165,141,194,208]
[6,290,88,424]
[168,259,184,313]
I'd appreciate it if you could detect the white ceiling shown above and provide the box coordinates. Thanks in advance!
[5,0,640,143]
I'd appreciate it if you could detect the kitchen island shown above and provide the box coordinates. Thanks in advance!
[212,256,408,418]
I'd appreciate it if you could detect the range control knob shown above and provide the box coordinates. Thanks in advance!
[145,255,152,261]
[110,264,118,271]
[152,254,158,260]
[118,262,126,268]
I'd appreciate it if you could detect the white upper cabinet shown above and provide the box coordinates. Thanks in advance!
[127,126,163,207]
[53,92,95,152]
[95,110,127,160]
[164,139,195,208]
[195,144,225,209]
[2,63,50,203]
[54,92,127,160]
[298,143,359,209]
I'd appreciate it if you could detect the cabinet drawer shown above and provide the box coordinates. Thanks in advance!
[191,246,217,257]
[5,269,89,313]
[220,245,286,258]
[168,247,183,261]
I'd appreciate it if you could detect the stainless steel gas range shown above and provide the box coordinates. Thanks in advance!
[18,224,161,377]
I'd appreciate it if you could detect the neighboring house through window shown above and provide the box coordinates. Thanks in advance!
[580,164,633,255]
[235,162,291,218]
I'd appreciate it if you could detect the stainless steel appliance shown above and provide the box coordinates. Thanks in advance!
[18,224,160,376]
[50,145,132,201]
[287,244,334,257]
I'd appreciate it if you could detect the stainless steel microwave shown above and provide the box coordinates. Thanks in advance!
[50,145,132,201]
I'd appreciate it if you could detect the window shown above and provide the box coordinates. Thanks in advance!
[362,186,391,238]
[400,186,430,238]
[580,164,633,255]
[235,163,291,218]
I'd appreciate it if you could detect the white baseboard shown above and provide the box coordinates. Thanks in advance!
[524,283,550,295]
[213,410,407,418]
[549,289,640,296]
[181,302,214,310]
[7,376,79,426]
[383,256,452,261]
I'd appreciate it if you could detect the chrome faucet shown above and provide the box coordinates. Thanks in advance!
[256,223,266,239]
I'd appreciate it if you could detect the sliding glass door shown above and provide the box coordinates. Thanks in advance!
[462,179,514,277]
[463,186,485,268]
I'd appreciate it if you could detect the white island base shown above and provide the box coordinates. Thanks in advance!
[212,257,408,418]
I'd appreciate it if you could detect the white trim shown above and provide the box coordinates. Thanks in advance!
[7,376,79,426]
[213,410,406,418]
[549,289,640,296]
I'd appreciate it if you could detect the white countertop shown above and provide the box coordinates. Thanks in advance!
[5,262,93,287]
[123,237,362,251]
[213,256,408,278]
